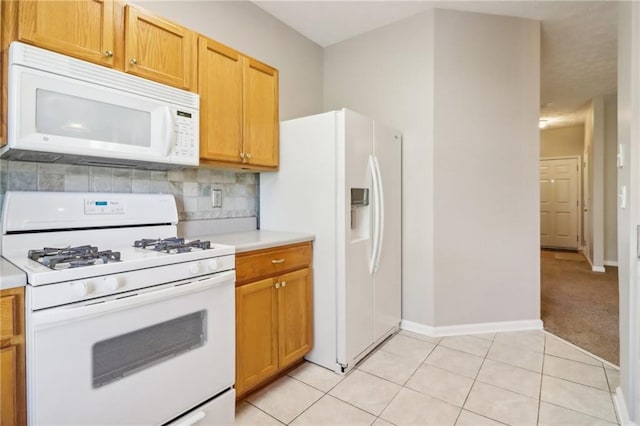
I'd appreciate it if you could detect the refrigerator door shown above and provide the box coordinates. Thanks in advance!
[337,109,375,368]
[372,123,402,341]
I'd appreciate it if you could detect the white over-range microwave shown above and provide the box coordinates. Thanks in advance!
[2,42,200,169]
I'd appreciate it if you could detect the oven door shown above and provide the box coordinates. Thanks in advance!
[27,271,235,426]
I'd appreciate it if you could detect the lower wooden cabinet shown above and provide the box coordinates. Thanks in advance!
[0,287,26,426]
[235,243,313,398]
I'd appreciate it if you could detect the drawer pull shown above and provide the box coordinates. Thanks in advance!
[272,259,286,264]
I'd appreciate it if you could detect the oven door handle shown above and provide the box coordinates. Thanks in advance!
[32,270,235,329]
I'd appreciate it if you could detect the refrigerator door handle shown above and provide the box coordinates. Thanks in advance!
[369,155,380,275]
[373,156,385,273]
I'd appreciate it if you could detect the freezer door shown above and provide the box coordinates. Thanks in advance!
[338,110,375,368]
[372,122,402,341]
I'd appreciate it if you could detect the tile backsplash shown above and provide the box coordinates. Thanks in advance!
[0,160,258,221]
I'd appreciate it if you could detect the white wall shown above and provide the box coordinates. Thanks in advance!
[325,8,540,328]
[617,2,640,420]
[134,0,324,120]
[431,9,540,325]
[604,95,618,265]
[324,11,436,325]
[540,126,584,158]
[583,98,606,270]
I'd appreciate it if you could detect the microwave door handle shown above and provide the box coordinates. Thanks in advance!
[163,106,174,156]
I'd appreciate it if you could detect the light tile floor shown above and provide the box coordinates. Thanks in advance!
[236,330,621,426]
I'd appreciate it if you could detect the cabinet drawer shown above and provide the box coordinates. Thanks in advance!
[236,243,312,284]
[0,295,17,339]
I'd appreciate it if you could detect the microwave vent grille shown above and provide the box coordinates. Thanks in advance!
[11,42,198,109]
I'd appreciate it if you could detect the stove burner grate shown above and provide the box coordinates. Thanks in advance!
[134,237,211,254]
[28,245,121,270]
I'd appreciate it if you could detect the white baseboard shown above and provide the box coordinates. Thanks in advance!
[604,260,619,267]
[584,253,606,272]
[614,387,636,425]
[400,319,543,337]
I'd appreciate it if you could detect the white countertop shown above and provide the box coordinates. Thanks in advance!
[0,257,26,290]
[195,230,315,253]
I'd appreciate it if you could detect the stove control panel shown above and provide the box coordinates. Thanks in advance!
[29,254,236,310]
[84,198,125,215]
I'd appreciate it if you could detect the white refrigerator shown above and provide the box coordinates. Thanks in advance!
[260,109,401,373]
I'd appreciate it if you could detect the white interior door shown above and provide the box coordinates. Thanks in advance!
[372,122,401,341]
[540,158,580,249]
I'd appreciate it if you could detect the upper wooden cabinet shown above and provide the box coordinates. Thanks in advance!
[4,1,196,91]
[124,5,196,91]
[17,0,116,68]
[198,37,243,164]
[199,36,279,171]
[243,58,279,168]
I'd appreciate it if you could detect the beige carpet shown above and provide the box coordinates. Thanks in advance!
[541,249,619,365]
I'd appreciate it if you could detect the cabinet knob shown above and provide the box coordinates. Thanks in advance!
[240,152,245,159]
[246,153,252,160]
[105,50,114,58]
[275,282,281,289]
[281,281,287,287]
[130,58,138,65]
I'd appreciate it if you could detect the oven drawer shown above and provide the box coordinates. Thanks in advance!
[166,389,235,426]
[235,242,312,284]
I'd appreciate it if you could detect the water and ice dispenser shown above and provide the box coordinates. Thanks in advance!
[350,188,369,239]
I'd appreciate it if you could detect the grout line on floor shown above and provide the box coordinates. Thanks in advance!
[537,336,547,425]
[243,399,288,425]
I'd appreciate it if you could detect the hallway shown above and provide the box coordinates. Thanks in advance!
[541,250,619,365]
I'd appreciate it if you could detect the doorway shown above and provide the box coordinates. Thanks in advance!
[540,157,580,250]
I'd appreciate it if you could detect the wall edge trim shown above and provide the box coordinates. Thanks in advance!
[614,387,635,425]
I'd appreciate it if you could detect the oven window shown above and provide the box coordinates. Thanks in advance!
[92,310,207,388]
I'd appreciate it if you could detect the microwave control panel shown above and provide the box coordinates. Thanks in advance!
[172,110,197,160]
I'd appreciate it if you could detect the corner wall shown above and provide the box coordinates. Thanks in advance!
[324,8,540,329]
[432,9,540,325]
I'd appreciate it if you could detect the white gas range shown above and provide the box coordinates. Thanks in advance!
[1,191,236,426]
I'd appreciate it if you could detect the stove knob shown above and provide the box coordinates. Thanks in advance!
[104,276,121,292]
[208,259,219,271]
[72,281,90,297]
[189,263,200,275]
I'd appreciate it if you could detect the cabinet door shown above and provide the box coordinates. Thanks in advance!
[198,37,243,164]
[243,58,279,168]
[277,268,313,369]
[0,288,25,426]
[18,0,115,67]
[236,278,279,397]
[124,5,196,91]
[0,346,18,426]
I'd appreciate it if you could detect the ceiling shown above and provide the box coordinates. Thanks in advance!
[253,1,618,129]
